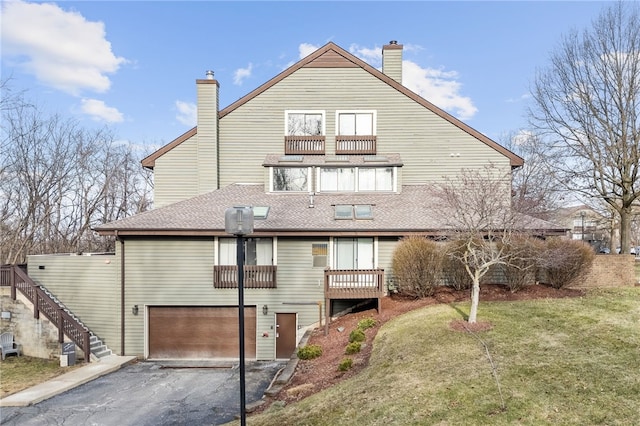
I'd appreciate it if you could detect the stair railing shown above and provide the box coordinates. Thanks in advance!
[0,265,91,362]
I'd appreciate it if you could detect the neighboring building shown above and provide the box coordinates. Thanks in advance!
[550,205,610,251]
[27,41,564,361]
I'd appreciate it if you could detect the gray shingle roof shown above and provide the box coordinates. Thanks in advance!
[95,184,565,237]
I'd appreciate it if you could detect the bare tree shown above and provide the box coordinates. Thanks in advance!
[0,82,153,263]
[430,166,525,323]
[529,1,640,254]
[501,131,563,220]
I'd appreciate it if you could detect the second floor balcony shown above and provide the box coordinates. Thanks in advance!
[284,135,325,155]
[213,265,277,289]
[336,135,377,155]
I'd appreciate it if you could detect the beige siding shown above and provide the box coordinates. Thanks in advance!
[260,237,327,359]
[153,135,199,208]
[382,47,403,83]
[218,67,510,188]
[196,81,219,194]
[122,237,325,360]
[27,254,121,355]
[378,237,399,293]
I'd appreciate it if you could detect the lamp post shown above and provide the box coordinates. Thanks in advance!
[580,211,586,242]
[224,206,254,426]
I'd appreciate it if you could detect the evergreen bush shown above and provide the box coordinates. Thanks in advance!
[296,344,323,360]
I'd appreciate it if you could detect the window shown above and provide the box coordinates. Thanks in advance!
[219,238,273,265]
[272,167,309,191]
[337,111,375,135]
[333,238,374,269]
[318,167,394,192]
[334,205,374,220]
[286,111,324,136]
[320,168,355,191]
[358,167,393,191]
[312,243,328,267]
[335,205,354,220]
[354,205,373,219]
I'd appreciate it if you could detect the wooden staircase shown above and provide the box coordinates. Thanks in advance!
[0,265,113,362]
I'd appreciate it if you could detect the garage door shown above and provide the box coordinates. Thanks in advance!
[148,306,256,359]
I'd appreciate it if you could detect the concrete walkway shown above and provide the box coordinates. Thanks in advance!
[0,355,137,407]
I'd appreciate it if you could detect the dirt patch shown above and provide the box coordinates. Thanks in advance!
[253,284,583,414]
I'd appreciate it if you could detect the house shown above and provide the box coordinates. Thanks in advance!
[25,41,563,361]
[550,204,611,252]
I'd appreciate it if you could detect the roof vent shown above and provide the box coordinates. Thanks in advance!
[389,40,398,45]
[205,70,214,80]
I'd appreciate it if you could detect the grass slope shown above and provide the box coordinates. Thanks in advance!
[247,287,640,425]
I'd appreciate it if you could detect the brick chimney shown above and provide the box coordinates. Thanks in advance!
[196,71,220,193]
[382,40,403,84]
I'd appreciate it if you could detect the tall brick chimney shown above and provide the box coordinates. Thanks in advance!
[382,40,403,84]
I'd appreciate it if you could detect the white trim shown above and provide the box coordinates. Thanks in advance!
[273,237,278,265]
[270,166,312,193]
[284,110,326,135]
[317,166,396,193]
[143,305,148,359]
[335,110,377,135]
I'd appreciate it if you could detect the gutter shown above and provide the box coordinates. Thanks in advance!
[115,230,125,356]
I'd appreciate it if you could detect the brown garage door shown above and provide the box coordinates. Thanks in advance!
[148,306,256,359]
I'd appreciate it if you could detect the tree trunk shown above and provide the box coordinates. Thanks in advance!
[619,208,632,254]
[468,279,480,323]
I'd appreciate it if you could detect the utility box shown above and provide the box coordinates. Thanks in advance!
[61,342,76,366]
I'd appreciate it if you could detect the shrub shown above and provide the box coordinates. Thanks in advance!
[297,344,322,360]
[391,236,444,298]
[357,317,376,331]
[442,240,473,290]
[538,239,595,289]
[499,235,544,292]
[345,342,361,355]
[338,357,353,371]
[349,329,365,343]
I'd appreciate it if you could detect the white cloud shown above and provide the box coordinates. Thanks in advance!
[403,60,478,120]
[348,43,477,120]
[175,100,197,126]
[233,63,253,86]
[349,44,382,66]
[80,99,124,123]
[1,0,126,95]
[506,93,531,103]
[299,43,319,59]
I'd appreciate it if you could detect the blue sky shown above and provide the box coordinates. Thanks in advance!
[1,0,609,152]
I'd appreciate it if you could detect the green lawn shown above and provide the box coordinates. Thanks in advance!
[244,287,640,425]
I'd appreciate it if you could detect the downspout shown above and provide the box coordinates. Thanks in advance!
[116,230,125,356]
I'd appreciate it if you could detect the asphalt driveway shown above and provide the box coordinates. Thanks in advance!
[0,360,285,426]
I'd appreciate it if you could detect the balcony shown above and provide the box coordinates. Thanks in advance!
[324,268,384,299]
[335,135,377,155]
[213,265,277,289]
[284,135,325,155]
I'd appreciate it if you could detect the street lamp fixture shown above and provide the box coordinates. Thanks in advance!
[224,206,254,426]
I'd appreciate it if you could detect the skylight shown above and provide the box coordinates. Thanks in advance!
[354,204,373,219]
[334,204,374,220]
[252,206,270,220]
[334,205,353,220]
